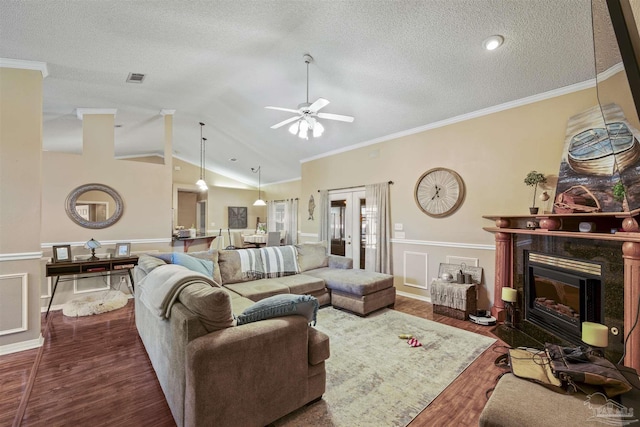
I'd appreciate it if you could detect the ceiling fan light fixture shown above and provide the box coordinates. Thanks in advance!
[288,121,299,135]
[298,120,309,139]
[313,121,324,138]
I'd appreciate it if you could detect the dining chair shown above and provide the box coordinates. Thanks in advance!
[266,231,281,247]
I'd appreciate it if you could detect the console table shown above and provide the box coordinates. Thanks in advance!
[45,256,138,317]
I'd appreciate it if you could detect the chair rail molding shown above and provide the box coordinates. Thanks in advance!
[390,238,494,251]
[0,252,43,262]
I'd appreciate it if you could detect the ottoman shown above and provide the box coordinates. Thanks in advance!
[306,268,395,316]
[479,373,608,427]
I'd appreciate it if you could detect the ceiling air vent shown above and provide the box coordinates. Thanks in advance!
[126,72,146,83]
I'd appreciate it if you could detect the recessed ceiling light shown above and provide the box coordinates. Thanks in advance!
[483,35,504,51]
[229,158,237,162]
[114,124,123,128]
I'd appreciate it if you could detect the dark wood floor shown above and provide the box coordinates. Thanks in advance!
[1,296,508,426]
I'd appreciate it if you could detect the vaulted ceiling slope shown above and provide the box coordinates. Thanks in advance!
[0,1,597,185]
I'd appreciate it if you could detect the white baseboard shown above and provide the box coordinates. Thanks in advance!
[396,290,431,303]
[0,333,44,355]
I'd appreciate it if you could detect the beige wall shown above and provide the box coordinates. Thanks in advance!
[0,67,44,352]
[301,86,601,308]
[172,158,268,235]
[40,112,173,309]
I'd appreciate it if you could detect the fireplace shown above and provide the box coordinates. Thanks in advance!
[524,251,603,345]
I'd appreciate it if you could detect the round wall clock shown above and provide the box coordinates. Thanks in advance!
[414,168,465,218]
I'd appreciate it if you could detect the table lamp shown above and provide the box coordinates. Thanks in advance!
[501,287,517,328]
[85,238,101,261]
[582,321,608,356]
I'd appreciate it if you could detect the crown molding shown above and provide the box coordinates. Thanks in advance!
[301,77,600,164]
[0,58,48,78]
[76,108,118,120]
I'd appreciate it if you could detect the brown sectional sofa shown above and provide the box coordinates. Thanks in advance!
[133,243,395,427]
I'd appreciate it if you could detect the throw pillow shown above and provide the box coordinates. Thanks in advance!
[189,250,222,285]
[236,293,319,326]
[295,243,329,272]
[171,252,214,277]
[137,254,167,275]
[178,283,235,332]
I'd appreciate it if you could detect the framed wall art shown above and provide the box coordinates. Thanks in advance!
[228,206,248,229]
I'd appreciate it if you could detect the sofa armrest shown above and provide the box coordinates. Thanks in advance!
[328,255,353,269]
[184,316,311,427]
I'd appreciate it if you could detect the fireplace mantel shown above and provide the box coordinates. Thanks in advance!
[483,211,640,371]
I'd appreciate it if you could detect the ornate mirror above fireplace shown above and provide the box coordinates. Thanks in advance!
[65,183,124,229]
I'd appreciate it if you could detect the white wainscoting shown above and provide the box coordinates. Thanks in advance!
[0,273,28,336]
[403,251,429,290]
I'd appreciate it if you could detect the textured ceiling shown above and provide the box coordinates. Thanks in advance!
[0,0,619,186]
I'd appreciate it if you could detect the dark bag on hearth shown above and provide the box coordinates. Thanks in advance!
[544,343,633,397]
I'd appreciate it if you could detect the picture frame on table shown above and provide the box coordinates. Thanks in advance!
[115,242,131,258]
[52,245,72,263]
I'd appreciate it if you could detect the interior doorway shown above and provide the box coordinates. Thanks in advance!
[329,189,366,270]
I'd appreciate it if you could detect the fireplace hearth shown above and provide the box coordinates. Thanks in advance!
[524,252,603,345]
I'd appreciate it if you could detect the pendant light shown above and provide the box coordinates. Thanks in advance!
[251,166,266,206]
[195,122,208,191]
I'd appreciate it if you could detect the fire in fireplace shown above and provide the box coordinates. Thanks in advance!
[524,252,603,345]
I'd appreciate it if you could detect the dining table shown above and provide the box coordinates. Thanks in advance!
[243,234,267,247]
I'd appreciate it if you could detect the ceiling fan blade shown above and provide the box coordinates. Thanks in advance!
[309,98,330,112]
[271,116,300,129]
[317,112,355,123]
[265,106,300,114]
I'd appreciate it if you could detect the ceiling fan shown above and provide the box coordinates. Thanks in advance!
[265,54,354,139]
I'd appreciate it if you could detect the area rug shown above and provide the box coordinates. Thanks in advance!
[274,307,496,427]
[62,290,129,317]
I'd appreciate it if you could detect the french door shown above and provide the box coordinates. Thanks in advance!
[329,189,366,270]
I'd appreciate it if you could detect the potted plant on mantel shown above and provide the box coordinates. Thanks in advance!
[524,171,547,214]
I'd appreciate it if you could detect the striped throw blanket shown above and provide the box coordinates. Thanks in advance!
[238,248,264,280]
[259,246,300,278]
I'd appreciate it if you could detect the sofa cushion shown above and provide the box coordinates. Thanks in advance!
[224,280,290,302]
[218,249,263,284]
[178,282,235,332]
[229,293,256,316]
[270,274,326,294]
[188,250,222,285]
[236,293,319,326]
[295,243,329,272]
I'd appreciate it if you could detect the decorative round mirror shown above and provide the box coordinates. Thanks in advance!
[65,183,124,229]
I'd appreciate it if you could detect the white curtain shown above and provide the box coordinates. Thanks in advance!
[365,182,391,274]
[266,201,277,232]
[284,198,298,245]
[318,190,330,249]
